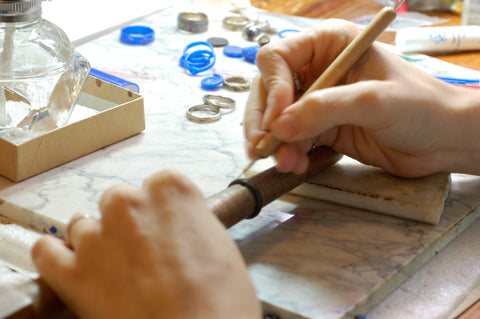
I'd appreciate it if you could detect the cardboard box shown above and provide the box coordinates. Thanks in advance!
[0,76,145,182]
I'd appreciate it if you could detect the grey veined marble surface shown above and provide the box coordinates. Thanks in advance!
[1,2,480,319]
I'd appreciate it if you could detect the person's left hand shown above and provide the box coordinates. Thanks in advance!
[32,170,261,319]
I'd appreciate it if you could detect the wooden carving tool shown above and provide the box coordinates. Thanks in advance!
[242,0,404,175]
[208,146,341,227]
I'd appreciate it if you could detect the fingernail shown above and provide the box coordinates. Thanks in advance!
[271,113,298,140]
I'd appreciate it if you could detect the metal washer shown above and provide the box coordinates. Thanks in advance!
[207,36,229,47]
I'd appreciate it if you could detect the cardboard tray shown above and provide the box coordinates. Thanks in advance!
[0,76,145,182]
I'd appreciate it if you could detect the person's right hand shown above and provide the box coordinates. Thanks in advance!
[244,19,480,178]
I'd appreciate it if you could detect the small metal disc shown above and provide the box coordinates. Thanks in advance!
[207,37,229,47]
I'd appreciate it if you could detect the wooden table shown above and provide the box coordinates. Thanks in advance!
[250,0,480,72]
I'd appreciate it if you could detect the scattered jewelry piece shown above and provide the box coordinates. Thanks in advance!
[201,74,224,90]
[222,15,250,31]
[186,104,221,123]
[120,26,155,45]
[278,28,301,38]
[207,36,229,47]
[184,50,216,75]
[242,46,260,64]
[223,76,250,92]
[223,45,244,58]
[181,41,216,75]
[242,20,271,41]
[293,72,303,95]
[203,94,236,114]
[64,213,96,248]
[177,12,208,33]
[258,35,270,46]
[310,135,319,152]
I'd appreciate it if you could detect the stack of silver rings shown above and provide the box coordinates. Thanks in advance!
[186,95,236,123]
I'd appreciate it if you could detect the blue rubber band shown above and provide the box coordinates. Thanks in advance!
[184,50,216,75]
[121,26,155,45]
[180,52,213,67]
[201,74,224,90]
[278,29,301,39]
[183,41,214,56]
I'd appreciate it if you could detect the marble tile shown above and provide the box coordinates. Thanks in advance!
[230,174,480,318]
[248,156,452,225]
[1,2,480,318]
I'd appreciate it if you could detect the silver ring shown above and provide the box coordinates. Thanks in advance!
[202,95,236,114]
[293,72,303,95]
[222,15,250,31]
[178,12,208,33]
[310,135,319,152]
[64,213,95,246]
[186,104,221,123]
[223,76,250,92]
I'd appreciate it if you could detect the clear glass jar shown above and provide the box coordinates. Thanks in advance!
[0,0,90,143]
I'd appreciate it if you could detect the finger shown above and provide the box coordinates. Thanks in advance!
[98,183,143,237]
[273,142,310,174]
[31,235,76,297]
[270,80,394,142]
[141,170,217,228]
[65,213,101,250]
[255,20,360,128]
[244,75,268,159]
[142,170,204,211]
[255,34,304,128]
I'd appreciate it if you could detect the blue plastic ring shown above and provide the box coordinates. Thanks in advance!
[183,41,214,56]
[201,74,224,90]
[121,26,155,45]
[278,29,301,39]
[184,50,216,75]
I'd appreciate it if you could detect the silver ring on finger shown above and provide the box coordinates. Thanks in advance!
[64,213,95,247]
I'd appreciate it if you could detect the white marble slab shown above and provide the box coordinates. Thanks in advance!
[248,156,451,225]
[1,2,480,318]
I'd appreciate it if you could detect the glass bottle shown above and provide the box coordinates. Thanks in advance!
[0,0,90,143]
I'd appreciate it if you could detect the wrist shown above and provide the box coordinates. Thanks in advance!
[439,85,480,175]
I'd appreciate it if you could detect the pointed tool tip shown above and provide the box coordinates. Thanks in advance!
[237,159,257,179]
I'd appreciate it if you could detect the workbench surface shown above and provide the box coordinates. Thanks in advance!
[2,1,480,318]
